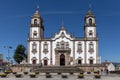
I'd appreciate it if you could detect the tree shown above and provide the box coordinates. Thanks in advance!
[13,44,27,64]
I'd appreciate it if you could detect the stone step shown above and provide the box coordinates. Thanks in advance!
[33,66,83,73]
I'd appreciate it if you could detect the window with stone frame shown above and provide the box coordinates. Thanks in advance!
[56,42,60,49]
[66,42,69,48]
[56,41,69,49]
[77,42,82,53]
[89,30,93,37]
[32,42,37,54]
[43,42,48,54]
[88,42,94,54]
[33,31,37,38]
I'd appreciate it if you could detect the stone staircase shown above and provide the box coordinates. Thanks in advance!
[33,66,83,73]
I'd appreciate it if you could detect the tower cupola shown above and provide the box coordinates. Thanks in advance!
[84,4,97,38]
[29,6,44,39]
[84,4,96,27]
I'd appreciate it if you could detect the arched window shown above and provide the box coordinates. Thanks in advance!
[89,18,92,26]
[34,19,38,25]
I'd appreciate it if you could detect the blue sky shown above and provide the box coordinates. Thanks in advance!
[0,0,120,63]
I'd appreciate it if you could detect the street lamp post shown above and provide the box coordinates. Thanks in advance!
[4,46,12,64]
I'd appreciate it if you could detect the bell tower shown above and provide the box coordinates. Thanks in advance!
[84,5,99,64]
[84,6,96,38]
[30,7,44,40]
[28,7,44,64]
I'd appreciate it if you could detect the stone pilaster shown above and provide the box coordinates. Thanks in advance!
[50,41,52,65]
[65,53,69,66]
[84,40,87,64]
[55,53,59,66]
[96,41,98,64]
[73,41,75,65]
[39,41,41,64]
[28,41,30,63]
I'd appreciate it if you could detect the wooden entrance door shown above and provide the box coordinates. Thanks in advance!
[60,54,65,66]
[78,60,82,64]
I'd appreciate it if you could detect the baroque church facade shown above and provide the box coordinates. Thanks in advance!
[27,8,99,66]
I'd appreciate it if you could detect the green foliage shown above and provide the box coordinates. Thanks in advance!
[13,44,27,64]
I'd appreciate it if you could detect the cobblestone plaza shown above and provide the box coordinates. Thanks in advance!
[0,73,119,80]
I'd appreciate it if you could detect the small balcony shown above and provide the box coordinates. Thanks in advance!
[55,47,71,53]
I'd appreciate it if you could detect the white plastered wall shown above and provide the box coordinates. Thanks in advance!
[75,41,85,64]
[41,41,51,65]
[29,41,40,64]
[86,41,97,64]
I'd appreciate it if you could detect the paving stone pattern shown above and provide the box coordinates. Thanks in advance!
[0,73,120,80]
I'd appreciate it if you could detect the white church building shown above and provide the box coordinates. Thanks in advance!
[27,8,100,66]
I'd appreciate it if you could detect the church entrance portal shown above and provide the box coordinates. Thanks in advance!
[60,54,65,66]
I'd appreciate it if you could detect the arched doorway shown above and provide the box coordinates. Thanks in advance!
[88,57,94,64]
[32,57,37,64]
[32,60,36,64]
[60,54,65,66]
[90,60,93,64]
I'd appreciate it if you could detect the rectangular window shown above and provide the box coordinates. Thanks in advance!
[32,42,37,54]
[78,44,82,49]
[89,44,93,49]
[44,44,48,50]
[32,42,37,50]
[43,42,48,54]
[77,42,82,53]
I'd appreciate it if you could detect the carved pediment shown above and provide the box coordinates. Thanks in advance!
[52,30,73,40]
